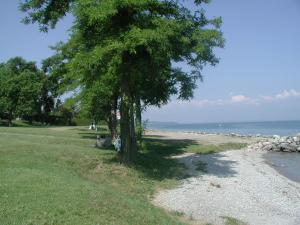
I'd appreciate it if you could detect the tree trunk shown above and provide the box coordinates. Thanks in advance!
[108,117,113,138]
[110,96,118,140]
[28,116,33,125]
[108,114,117,140]
[130,100,137,153]
[119,80,137,164]
[135,97,142,146]
[8,119,12,127]
[8,111,13,127]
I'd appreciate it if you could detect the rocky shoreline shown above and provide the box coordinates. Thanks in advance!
[247,134,300,153]
[147,129,300,152]
[175,130,300,153]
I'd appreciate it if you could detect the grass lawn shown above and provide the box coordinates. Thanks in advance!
[0,126,246,225]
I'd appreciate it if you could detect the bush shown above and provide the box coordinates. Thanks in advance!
[73,118,91,126]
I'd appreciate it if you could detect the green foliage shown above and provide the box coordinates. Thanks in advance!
[21,0,224,105]
[65,0,223,104]
[80,79,118,123]
[0,58,44,123]
[50,97,80,125]
[42,47,68,97]
[0,57,62,125]
[21,0,224,162]
[20,0,74,32]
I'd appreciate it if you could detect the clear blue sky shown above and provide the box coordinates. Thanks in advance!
[1,0,300,123]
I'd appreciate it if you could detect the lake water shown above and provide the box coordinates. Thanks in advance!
[148,120,300,136]
[264,152,300,183]
[148,120,300,182]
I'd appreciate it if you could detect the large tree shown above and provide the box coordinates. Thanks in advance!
[21,0,224,164]
[41,43,120,138]
[0,57,47,126]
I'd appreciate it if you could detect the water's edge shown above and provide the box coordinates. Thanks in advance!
[264,152,300,183]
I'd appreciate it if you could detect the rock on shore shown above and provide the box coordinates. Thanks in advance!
[247,134,300,152]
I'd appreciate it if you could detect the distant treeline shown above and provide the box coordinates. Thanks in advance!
[0,57,89,127]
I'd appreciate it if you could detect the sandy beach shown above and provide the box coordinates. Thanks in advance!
[148,130,300,225]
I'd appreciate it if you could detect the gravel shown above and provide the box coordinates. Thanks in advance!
[153,150,300,225]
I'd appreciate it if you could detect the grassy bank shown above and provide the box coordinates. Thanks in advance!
[0,126,246,225]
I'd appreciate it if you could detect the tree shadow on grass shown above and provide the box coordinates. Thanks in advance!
[102,137,239,181]
[72,127,108,132]
[135,138,239,180]
[78,132,100,140]
[101,138,197,181]
[78,131,110,140]
[143,138,198,156]
[0,120,9,127]
[134,138,199,181]
[0,120,46,128]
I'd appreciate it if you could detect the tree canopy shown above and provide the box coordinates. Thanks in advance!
[20,0,224,163]
[0,57,59,126]
[0,58,44,125]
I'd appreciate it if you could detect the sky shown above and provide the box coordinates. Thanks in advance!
[0,0,300,123]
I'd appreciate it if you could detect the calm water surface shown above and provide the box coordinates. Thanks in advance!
[264,152,300,183]
[148,121,300,136]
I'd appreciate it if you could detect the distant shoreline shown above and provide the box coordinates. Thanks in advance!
[148,119,300,124]
[147,120,300,136]
[146,128,298,139]
[147,128,268,137]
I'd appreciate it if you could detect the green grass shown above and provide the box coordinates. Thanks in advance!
[0,126,247,225]
[143,138,247,155]
[205,217,248,225]
[223,216,248,225]
[0,127,186,225]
